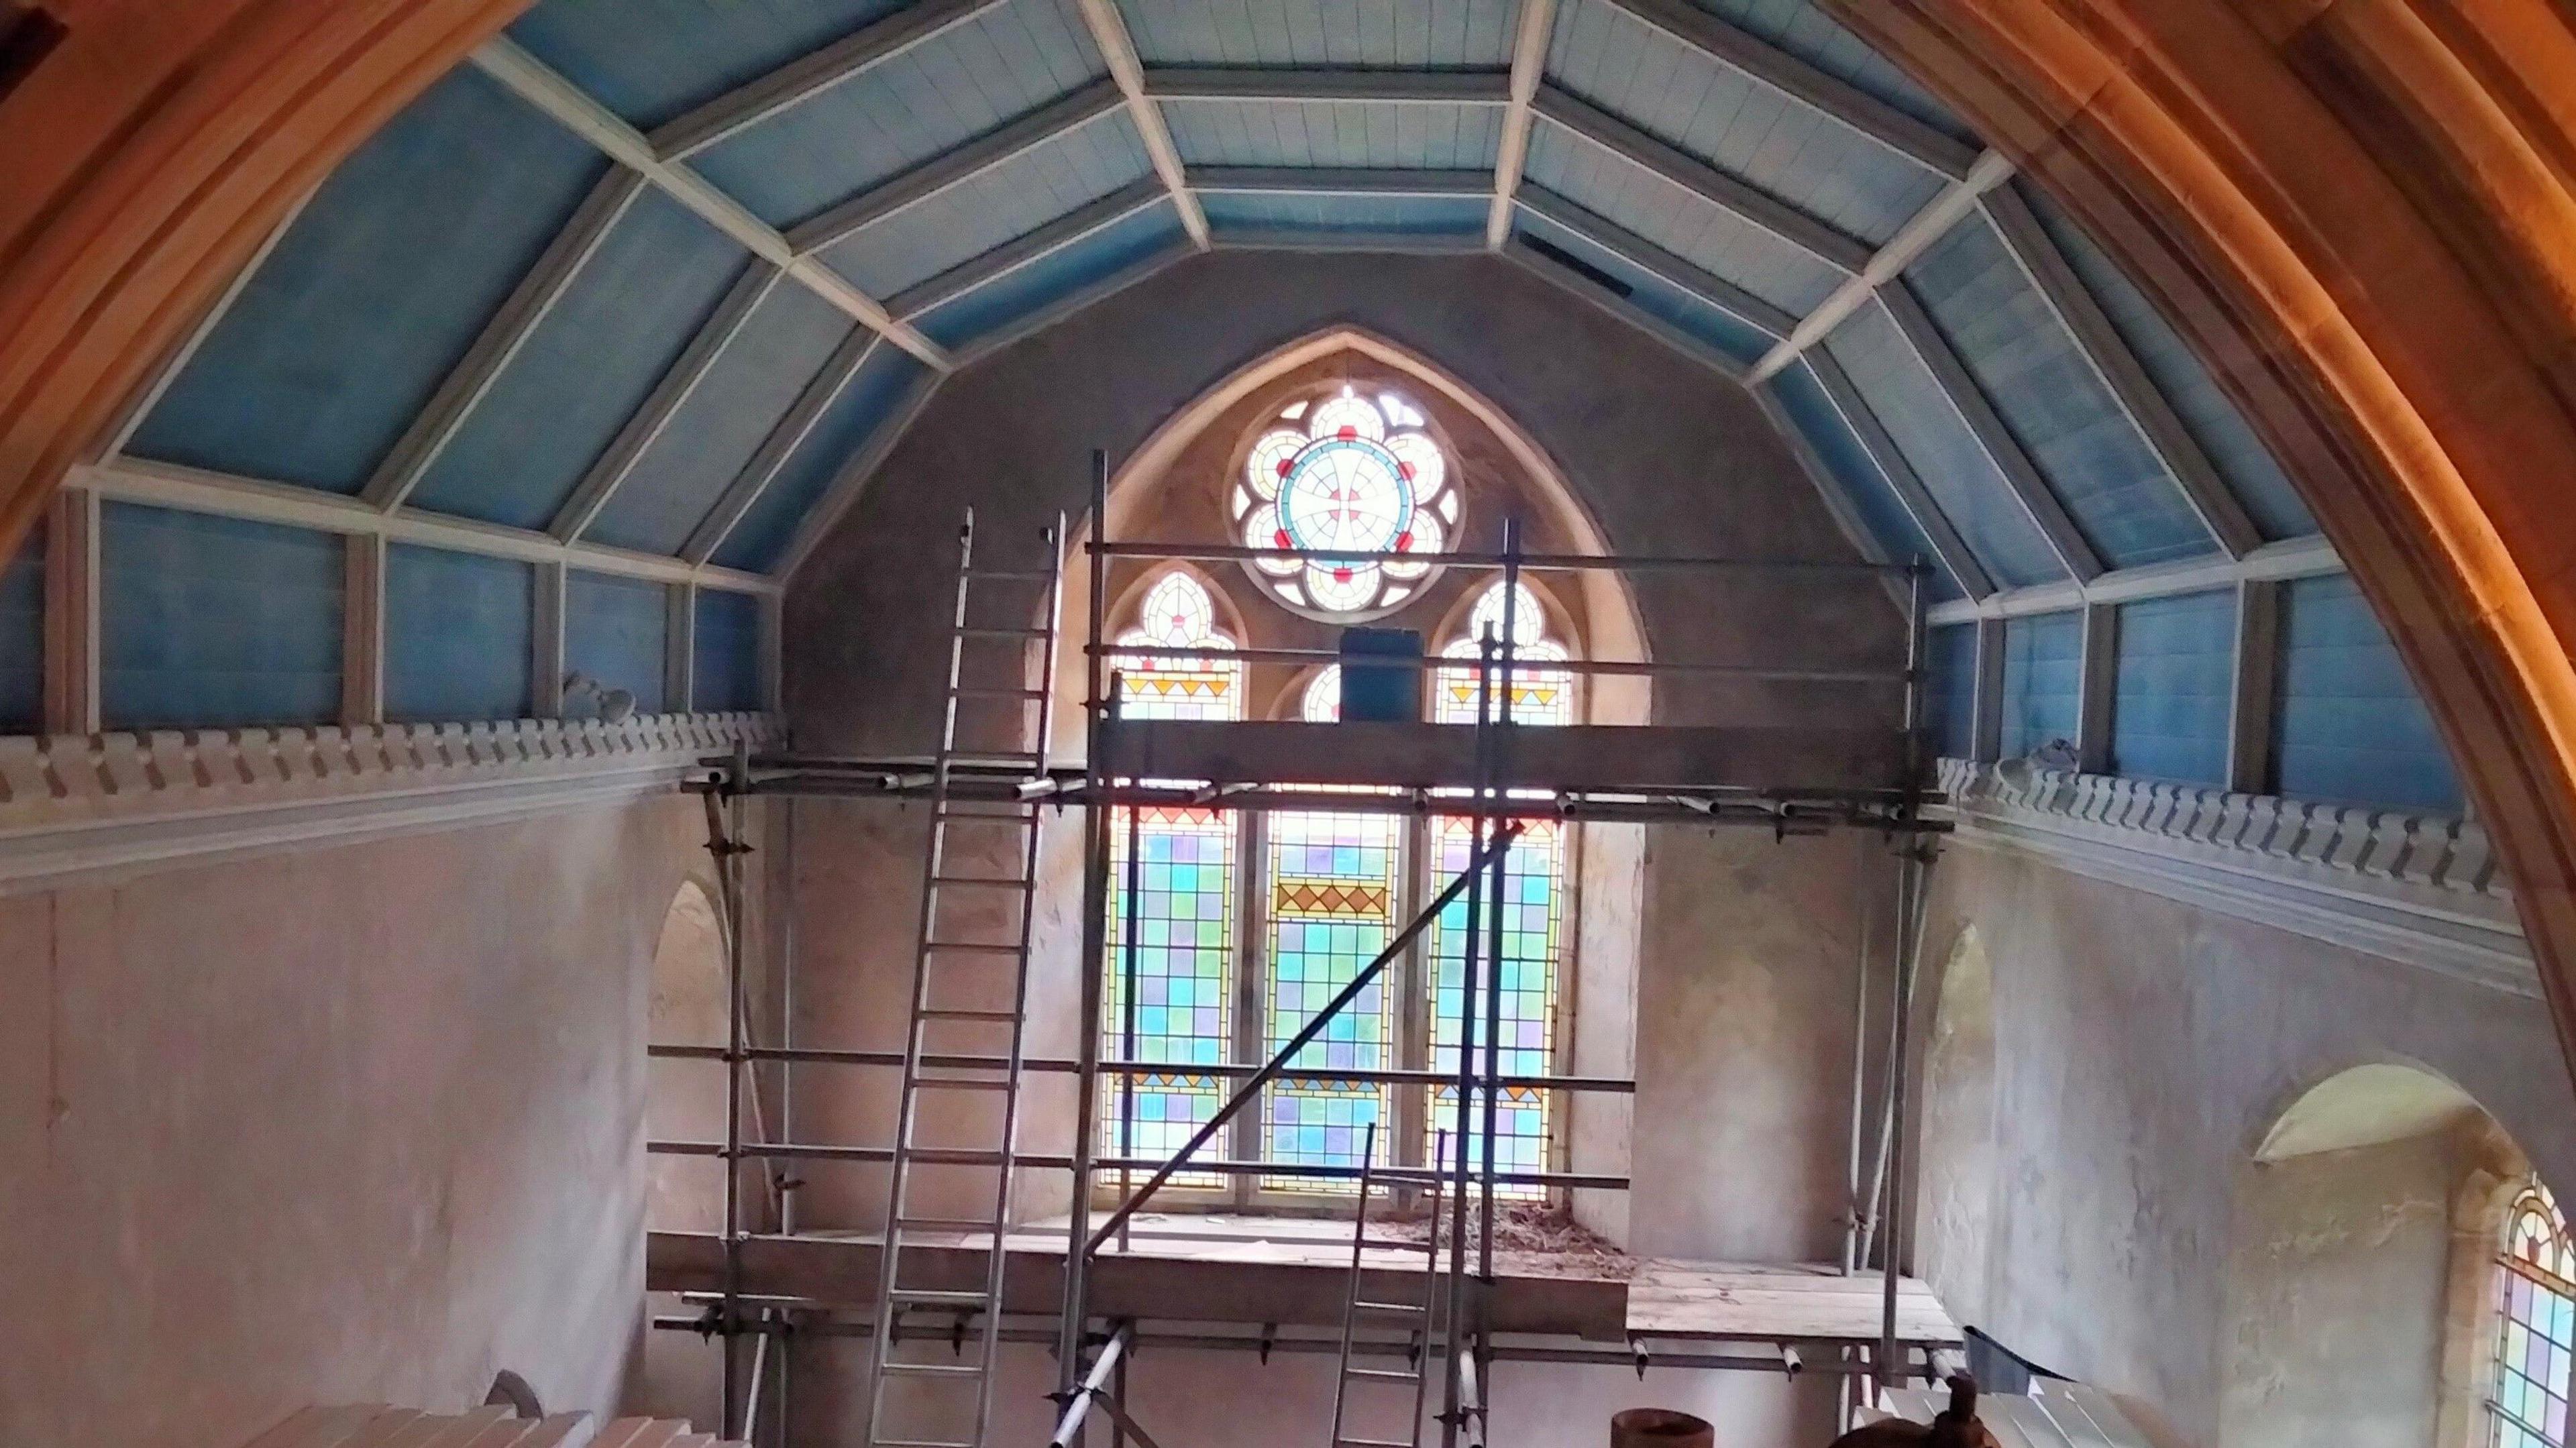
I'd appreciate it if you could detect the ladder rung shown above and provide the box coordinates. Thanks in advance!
[878,1361,985,1378]
[1340,1437,1416,1447]
[919,1008,1018,1023]
[930,875,1030,889]
[890,1288,991,1306]
[934,806,1034,822]
[914,1074,1010,1092]
[924,940,1021,955]
[896,1215,994,1231]
[1344,1368,1419,1383]
[1353,1300,1427,1315]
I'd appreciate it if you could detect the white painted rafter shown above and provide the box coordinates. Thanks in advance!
[1194,166,1495,197]
[684,329,879,565]
[649,0,1017,160]
[784,80,1127,255]
[470,38,953,371]
[1146,66,1511,103]
[1799,347,1994,600]
[1071,0,1210,249]
[1487,0,1558,249]
[1513,184,1796,338]
[1925,534,2340,626]
[886,178,1169,320]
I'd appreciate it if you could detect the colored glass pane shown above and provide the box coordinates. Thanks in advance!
[2494,1183,2576,1448]
[1232,386,1454,620]
[1263,806,1403,1190]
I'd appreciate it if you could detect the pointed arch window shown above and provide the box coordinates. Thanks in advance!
[2494,1182,2576,1447]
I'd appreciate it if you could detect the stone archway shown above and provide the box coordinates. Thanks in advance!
[645,877,729,1234]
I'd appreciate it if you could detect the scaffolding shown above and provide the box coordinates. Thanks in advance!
[665,448,1949,1447]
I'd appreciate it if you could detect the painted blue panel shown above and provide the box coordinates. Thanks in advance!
[917,201,1190,350]
[1998,610,2080,759]
[714,343,934,573]
[585,285,857,557]
[1199,191,1488,238]
[2275,573,2462,812]
[694,589,765,712]
[409,189,751,530]
[692,0,1106,230]
[1513,205,1773,366]
[1680,0,1974,144]
[1905,213,2213,569]
[1161,99,1503,170]
[0,524,44,732]
[816,111,1152,297]
[2021,184,2316,541]
[1764,357,1961,602]
[128,67,605,495]
[2110,589,2233,786]
[1924,622,1976,760]
[509,0,908,128]
[100,503,342,729]
[565,571,669,716]
[1824,299,2066,588]
[1548,0,1943,244]
[1118,0,1518,66]
[1522,119,1841,317]
[385,545,532,722]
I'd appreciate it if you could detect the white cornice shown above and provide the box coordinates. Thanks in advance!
[1935,758,2533,998]
[0,714,772,895]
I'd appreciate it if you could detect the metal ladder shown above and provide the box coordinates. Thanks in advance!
[865,510,1065,1448]
[1328,1124,1445,1448]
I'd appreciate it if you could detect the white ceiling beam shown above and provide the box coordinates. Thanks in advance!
[1514,184,1797,338]
[551,262,784,544]
[1192,166,1495,196]
[648,0,1016,161]
[1747,148,2013,383]
[784,80,1126,255]
[1487,0,1558,249]
[1978,182,2263,559]
[888,178,1169,319]
[470,38,953,372]
[1592,0,1978,180]
[1532,85,1874,274]
[1925,535,2341,626]
[1145,66,1511,103]
[1878,283,2104,582]
[75,459,784,596]
[1798,347,1995,600]
[1073,0,1211,249]
[684,329,880,565]
[362,167,649,512]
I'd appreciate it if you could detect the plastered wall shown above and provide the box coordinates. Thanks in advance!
[1912,844,2576,1447]
[0,795,775,1448]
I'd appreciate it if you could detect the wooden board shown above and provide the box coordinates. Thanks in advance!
[1096,719,1908,793]
[1624,1259,1960,1346]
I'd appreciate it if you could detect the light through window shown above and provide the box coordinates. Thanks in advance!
[1234,386,1454,620]
[2493,1182,2576,1448]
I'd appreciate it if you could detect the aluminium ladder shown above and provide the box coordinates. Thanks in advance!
[1328,1124,1446,1448]
[864,511,1065,1448]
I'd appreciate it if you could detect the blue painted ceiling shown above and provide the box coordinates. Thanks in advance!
[122,0,2322,588]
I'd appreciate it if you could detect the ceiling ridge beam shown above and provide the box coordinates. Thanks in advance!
[684,330,879,565]
[1532,85,1873,274]
[1591,0,1977,180]
[1746,148,2012,383]
[76,458,783,596]
[362,167,649,514]
[1073,0,1211,250]
[1145,66,1513,104]
[1797,347,1994,599]
[1487,0,1558,249]
[1877,283,2104,583]
[1513,184,1798,339]
[786,80,1127,256]
[1925,535,2343,626]
[1193,166,1495,196]
[649,0,1016,161]
[1978,181,2262,559]
[888,178,1170,320]
[550,262,785,544]
[470,39,953,372]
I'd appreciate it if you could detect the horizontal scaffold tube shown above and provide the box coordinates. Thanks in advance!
[647,1043,1635,1094]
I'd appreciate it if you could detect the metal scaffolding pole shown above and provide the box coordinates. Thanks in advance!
[1478,523,1522,1284]
[1440,620,1498,1448]
[701,740,754,1439]
[1057,453,1114,1398]
[1876,560,1934,1401]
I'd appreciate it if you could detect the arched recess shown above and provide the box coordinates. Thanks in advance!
[14,2,2576,1072]
[645,877,730,1235]
[2222,1062,2521,1448]
[1916,926,1997,1331]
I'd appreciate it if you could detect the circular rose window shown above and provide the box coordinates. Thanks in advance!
[1232,386,1454,620]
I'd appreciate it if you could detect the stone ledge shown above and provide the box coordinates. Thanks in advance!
[1934,758,2533,997]
[0,713,775,894]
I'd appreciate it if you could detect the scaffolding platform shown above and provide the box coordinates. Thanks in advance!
[649,1218,1960,1354]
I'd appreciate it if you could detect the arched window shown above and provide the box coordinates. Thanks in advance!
[1233,386,1454,620]
[2492,1182,2576,1447]
[1433,579,1572,726]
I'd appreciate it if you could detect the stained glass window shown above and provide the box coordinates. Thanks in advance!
[1434,581,1573,726]
[2493,1182,2576,1448]
[1233,386,1456,620]
[1103,572,1239,1186]
[1262,805,1403,1190]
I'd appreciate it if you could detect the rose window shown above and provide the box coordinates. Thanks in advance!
[1233,387,1455,619]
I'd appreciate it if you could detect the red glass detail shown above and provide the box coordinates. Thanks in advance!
[1333,567,1353,582]
[1337,425,1357,440]
[1277,458,1293,478]
[1395,531,1412,551]
[1398,460,1415,480]
[1274,528,1291,549]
